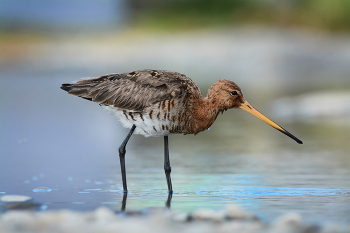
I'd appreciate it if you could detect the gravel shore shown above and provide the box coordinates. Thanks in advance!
[1,205,349,233]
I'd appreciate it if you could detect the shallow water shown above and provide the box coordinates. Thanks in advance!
[1,30,350,225]
[1,73,349,225]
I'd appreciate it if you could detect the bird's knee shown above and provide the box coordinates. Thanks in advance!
[164,166,171,174]
[119,146,126,156]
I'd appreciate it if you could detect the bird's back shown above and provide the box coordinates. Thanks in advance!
[61,70,202,136]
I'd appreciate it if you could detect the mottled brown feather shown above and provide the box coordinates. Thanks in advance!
[61,70,201,112]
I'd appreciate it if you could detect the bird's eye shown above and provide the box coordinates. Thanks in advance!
[230,91,238,96]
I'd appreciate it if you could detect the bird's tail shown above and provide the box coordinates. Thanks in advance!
[60,84,72,92]
[60,81,96,102]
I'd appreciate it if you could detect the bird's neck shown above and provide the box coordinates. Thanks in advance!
[190,96,224,134]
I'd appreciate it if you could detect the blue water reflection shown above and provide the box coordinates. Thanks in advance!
[1,29,350,225]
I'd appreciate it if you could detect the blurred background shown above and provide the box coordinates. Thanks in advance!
[0,0,349,224]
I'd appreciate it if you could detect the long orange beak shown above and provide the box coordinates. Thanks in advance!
[239,100,303,144]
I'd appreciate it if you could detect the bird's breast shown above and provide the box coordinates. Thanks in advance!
[101,101,193,137]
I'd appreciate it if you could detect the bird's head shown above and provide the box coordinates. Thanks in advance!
[209,80,303,144]
[208,80,245,109]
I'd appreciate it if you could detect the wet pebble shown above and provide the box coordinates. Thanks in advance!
[271,212,305,233]
[0,206,349,233]
[192,205,258,223]
[0,195,32,202]
[192,209,226,222]
[224,205,258,220]
[0,195,44,211]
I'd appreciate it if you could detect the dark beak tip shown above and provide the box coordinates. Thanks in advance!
[296,139,303,144]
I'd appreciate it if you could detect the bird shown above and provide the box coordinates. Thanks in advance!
[61,69,303,194]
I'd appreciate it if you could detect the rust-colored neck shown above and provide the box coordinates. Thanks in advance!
[189,95,223,134]
[183,80,243,135]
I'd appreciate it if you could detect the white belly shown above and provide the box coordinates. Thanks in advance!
[101,105,171,137]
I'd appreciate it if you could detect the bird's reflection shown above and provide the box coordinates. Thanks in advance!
[120,192,172,212]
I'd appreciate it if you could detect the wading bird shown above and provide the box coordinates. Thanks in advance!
[61,69,302,194]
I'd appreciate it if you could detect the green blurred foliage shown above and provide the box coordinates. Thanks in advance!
[130,0,350,31]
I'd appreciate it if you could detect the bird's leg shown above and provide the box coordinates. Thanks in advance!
[121,192,127,212]
[164,135,173,193]
[165,191,173,208]
[118,124,136,193]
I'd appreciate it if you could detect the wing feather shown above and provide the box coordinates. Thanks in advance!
[61,69,201,112]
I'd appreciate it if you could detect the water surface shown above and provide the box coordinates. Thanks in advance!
[1,30,350,224]
[1,73,349,224]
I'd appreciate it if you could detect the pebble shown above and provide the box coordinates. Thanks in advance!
[0,195,32,202]
[271,212,305,233]
[0,195,43,211]
[0,205,349,233]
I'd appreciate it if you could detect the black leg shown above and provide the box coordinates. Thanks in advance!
[165,192,172,208]
[121,192,127,212]
[164,135,173,193]
[119,124,136,193]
